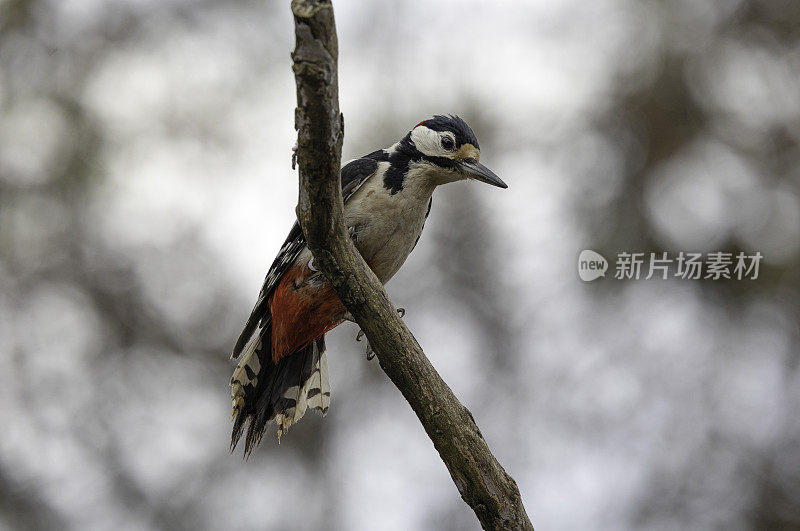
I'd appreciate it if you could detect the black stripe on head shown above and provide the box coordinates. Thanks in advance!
[381,129,463,194]
[420,115,479,149]
[421,155,456,168]
[378,116,478,195]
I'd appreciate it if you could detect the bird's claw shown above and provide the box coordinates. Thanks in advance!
[354,308,405,361]
[355,331,375,359]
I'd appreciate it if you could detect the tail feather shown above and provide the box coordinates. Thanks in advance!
[230,328,270,451]
[276,339,331,438]
[230,334,331,456]
[307,347,331,414]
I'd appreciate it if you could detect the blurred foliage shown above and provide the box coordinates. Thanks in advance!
[1,1,799,530]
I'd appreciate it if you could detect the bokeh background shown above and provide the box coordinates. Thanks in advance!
[2,0,800,529]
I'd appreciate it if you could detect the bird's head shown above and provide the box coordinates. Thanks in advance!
[404,115,507,189]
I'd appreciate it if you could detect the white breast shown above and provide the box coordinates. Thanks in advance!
[343,163,434,283]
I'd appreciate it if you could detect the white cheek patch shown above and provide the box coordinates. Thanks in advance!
[410,126,452,158]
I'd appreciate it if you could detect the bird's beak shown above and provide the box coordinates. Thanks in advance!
[457,160,508,188]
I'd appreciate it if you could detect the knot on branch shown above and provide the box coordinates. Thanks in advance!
[291,26,335,82]
[291,0,330,19]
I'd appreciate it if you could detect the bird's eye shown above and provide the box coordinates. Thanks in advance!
[441,136,455,150]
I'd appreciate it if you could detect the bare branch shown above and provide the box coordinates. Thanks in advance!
[290,1,533,528]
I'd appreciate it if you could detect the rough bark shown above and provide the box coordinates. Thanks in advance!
[290,1,533,529]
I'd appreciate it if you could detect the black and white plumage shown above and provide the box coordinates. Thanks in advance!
[229,115,506,455]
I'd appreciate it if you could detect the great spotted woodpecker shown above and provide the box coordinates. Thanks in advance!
[229,115,506,454]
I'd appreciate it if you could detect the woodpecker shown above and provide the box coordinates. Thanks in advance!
[229,115,506,454]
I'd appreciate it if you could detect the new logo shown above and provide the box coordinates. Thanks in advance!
[578,250,608,281]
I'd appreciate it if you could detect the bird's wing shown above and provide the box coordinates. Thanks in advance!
[231,156,380,359]
[230,222,304,359]
[341,155,380,202]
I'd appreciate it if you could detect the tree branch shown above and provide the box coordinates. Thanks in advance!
[290,1,533,529]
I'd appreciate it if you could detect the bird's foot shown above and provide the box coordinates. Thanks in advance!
[352,308,405,360]
[355,329,375,360]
